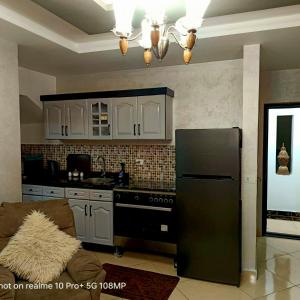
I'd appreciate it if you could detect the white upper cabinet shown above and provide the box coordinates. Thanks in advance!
[44,101,65,139]
[138,95,166,139]
[112,97,138,139]
[44,100,88,140]
[87,99,112,140]
[65,100,88,139]
[43,89,173,140]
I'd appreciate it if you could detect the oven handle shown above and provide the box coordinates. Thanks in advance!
[115,203,172,212]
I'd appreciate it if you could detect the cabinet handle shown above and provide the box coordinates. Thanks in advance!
[65,125,68,136]
[99,194,102,198]
[138,124,141,136]
[134,124,136,136]
[108,124,111,135]
[84,204,87,216]
[89,205,92,217]
[61,125,64,136]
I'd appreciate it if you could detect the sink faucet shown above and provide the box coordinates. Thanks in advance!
[97,156,106,177]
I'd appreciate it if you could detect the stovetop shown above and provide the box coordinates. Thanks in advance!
[114,180,176,194]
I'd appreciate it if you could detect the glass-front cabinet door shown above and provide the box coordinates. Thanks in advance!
[88,99,112,140]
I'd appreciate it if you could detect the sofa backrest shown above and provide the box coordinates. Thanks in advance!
[0,199,76,252]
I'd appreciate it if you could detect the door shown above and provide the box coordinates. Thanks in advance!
[89,201,113,246]
[65,100,89,139]
[88,99,112,140]
[68,199,89,242]
[176,178,241,285]
[44,101,65,139]
[138,95,165,139]
[113,97,137,139]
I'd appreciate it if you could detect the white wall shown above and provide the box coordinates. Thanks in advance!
[0,38,21,203]
[19,67,56,144]
[267,108,300,212]
[57,60,243,138]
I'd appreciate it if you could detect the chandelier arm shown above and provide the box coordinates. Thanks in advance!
[127,31,143,41]
[168,32,185,50]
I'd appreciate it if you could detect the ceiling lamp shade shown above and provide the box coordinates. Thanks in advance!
[112,0,136,37]
[108,0,211,65]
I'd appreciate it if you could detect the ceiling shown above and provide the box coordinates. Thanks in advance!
[31,0,300,35]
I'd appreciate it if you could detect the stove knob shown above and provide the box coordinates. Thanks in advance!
[154,198,158,203]
[115,193,121,200]
[164,198,169,203]
[149,197,154,203]
[169,199,174,205]
[159,198,163,203]
[134,195,139,201]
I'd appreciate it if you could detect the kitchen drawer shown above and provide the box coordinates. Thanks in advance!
[65,188,89,199]
[22,184,43,195]
[43,186,65,198]
[22,194,44,202]
[89,190,113,201]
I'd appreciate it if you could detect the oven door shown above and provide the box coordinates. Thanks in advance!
[114,203,176,243]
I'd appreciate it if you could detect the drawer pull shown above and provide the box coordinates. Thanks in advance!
[29,189,33,192]
[89,205,92,217]
[50,191,54,194]
[99,195,102,198]
[84,204,87,216]
[74,193,78,196]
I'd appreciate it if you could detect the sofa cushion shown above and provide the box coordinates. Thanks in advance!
[0,210,81,284]
[0,199,76,252]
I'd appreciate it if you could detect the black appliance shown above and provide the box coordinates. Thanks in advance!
[22,154,43,179]
[67,154,91,174]
[114,184,176,243]
[47,160,60,178]
[176,128,241,286]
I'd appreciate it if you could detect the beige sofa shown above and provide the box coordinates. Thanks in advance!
[0,199,106,300]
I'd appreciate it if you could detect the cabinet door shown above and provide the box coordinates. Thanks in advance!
[138,95,166,139]
[88,99,112,140]
[113,97,137,139]
[44,101,65,139]
[89,201,113,246]
[65,100,88,139]
[68,199,89,242]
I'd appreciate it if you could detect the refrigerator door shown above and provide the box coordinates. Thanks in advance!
[176,128,241,179]
[176,177,241,286]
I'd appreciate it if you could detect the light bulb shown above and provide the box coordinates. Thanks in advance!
[139,19,152,49]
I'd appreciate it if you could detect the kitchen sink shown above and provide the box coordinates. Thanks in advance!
[82,177,114,185]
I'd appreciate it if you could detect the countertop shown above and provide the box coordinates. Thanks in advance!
[22,173,176,193]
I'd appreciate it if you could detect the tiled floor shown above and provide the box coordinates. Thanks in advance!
[95,237,300,300]
[267,219,300,236]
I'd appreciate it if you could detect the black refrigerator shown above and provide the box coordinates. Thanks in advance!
[176,128,241,286]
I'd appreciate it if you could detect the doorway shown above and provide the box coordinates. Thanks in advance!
[263,104,300,238]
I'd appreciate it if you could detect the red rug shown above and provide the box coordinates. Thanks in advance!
[102,263,179,300]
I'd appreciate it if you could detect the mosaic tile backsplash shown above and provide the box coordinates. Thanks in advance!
[21,144,176,184]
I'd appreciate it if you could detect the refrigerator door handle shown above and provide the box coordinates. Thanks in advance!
[180,174,234,180]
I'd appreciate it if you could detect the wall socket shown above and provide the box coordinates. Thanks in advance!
[135,159,144,166]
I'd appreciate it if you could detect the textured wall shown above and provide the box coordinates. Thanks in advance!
[19,67,56,144]
[0,38,21,203]
[242,45,260,273]
[57,60,243,138]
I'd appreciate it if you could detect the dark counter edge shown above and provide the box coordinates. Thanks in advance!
[40,87,174,101]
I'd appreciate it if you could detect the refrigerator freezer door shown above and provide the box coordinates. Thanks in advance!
[176,178,241,286]
[176,129,241,179]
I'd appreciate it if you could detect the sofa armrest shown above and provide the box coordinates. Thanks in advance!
[67,249,106,300]
[0,266,15,300]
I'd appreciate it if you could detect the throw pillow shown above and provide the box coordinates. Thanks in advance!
[0,210,80,283]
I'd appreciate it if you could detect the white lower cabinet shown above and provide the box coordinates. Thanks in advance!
[67,188,114,246]
[89,201,113,245]
[68,199,90,243]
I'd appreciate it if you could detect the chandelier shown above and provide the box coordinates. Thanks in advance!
[111,0,211,66]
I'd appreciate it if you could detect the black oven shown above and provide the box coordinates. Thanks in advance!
[114,190,176,243]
